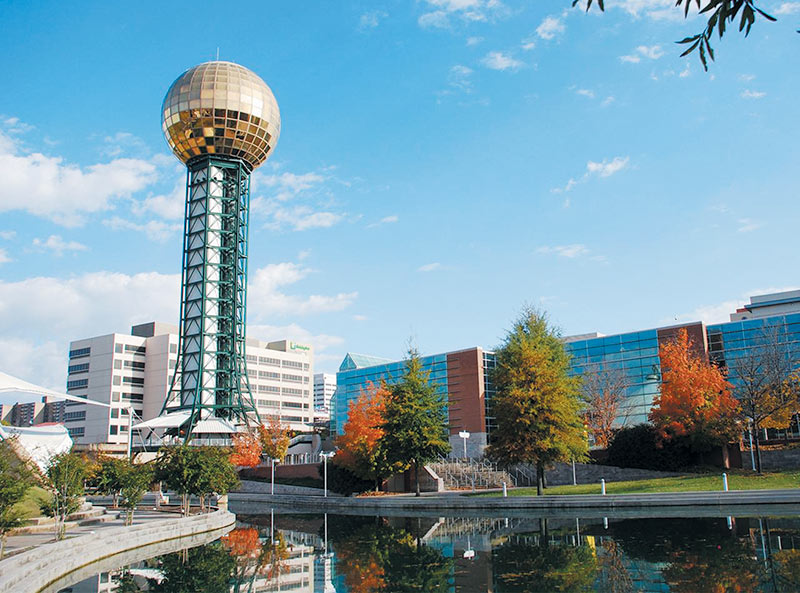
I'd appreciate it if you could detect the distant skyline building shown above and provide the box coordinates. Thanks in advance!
[159,60,281,438]
[0,397,64,428]
[334,348,494,457]
[65,322,312,448]
[313,373,336,412]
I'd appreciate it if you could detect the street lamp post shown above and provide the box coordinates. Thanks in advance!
[271,458,280,496]
[458,430,470,460]
[320,451,334,497]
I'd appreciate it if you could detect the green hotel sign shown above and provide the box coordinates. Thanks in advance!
[290,342,311,352]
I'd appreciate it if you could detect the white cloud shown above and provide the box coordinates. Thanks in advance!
[367,214,399,228]
[587,156,630,177]
[679,62,691,78]
[610,0,691,21]
[447,64,475,92]
[0,261,356,388]
[418,262,442,272]
[672,286,800,325]
[103,216,182,242]
[0,129,158,226]
[249,322,344,354]
[132,180,185,220]
[32,235,88,256]
[601,96,616,107]
[620,44,663,63]
[419,10,451,28]
[774,2,800,14]
[521,36,536,50]
[481,51,523,71]
[553,156,630,193]
[741,89,766,99]
[359,10,388,29]
[0,248,10,264]
[0,230,15,240]
[353,314,368,322]
[737,218,764,232]
[536,244,590,258]
[576,88,595,98]
[102,132,147,158]
[418,0,508,28]
[251,166,347,231]
[248,263,357,315]
[466,36,484,45]
[536,15,565,39]
[738,73,756,82]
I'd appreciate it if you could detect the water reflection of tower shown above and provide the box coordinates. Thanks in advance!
[159,61,281,440]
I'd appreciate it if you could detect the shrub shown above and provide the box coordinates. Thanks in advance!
[606,424,694,471]
[320,462,372,496]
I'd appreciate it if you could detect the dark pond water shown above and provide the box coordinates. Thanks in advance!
[58,511,800,592]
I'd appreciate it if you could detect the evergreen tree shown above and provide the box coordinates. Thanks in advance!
[0,439,35,558]
[486,308,588,495]
[381,348,451,496]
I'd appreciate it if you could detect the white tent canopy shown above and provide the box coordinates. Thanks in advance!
[0,370,110,408]
[132,412,191,430]
[0,423,73,471]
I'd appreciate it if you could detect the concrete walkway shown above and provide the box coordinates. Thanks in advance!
[4,506,181,558]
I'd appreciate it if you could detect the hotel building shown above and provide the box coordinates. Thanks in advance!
[64,321,313,446]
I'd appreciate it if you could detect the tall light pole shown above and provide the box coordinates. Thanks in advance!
[320,451,334,497]
[271,458,280,496]
[458,430,470,460]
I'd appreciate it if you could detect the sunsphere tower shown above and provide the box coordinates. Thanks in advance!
[160,61,280,439]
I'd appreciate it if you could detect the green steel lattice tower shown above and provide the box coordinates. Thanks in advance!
[159,61,281,439]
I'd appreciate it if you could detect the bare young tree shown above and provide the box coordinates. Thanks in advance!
[728,325,800,473]
[581,362,629,449]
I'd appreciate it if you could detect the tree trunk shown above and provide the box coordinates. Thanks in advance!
[1,534,5,560]
[542,467,547,489]
[414,461,420,497]
[535,462,544,496]
[753,422,763,474]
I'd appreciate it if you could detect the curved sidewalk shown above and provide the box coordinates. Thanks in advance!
[0,509,235,593]
[229,488,800,519]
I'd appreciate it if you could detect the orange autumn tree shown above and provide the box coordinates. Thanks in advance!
[258,415,292,462]
[230,430,263,467]
[335,381,401,491]
[649,328,740,456]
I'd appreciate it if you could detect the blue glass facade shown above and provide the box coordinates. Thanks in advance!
[708,313,800,395]
[564,330,663,426]
[333,353,449,435]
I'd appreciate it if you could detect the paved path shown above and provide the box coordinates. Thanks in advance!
[4,506,181,557]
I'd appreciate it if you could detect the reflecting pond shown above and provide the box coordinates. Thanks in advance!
[58,511,800,592]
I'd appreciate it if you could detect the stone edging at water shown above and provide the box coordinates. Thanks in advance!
[229,488,800,513]
[0,509,236,593]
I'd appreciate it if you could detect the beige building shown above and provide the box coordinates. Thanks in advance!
[65,322,313,446]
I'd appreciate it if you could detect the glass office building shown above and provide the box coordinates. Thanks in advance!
[334,348,493,457]
[564,329,664,426]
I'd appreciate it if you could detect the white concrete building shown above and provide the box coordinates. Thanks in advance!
[730,290,800,321]
[313,373,336,412]
[65,322,313,446]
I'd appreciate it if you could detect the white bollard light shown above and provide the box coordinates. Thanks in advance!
[502,482,507,497]
[601,479,606,495]
[722,473,729,492]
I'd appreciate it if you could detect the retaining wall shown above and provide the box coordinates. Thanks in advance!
[0,509,235,593]
[541,462,682,486]
[756,448,800,470]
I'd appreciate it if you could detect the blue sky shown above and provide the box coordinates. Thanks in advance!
[0,0,798,395]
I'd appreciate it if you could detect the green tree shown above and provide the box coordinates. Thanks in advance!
[94,455,127,507]
[44,452,89,540]
[0,438,36,558]
[380,348,451,496]
[492,538,598,593]
[118,461,154,525]
[486,308,588,495]
[578,0,785,71]
[155,446,239,515]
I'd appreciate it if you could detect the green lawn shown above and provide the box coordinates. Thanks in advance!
[12,486,51,520]
[475,470,800,497]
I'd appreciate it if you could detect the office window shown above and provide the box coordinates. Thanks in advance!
[112,392,121,402]
[69,347,91,359]
[109,426,118,435]
[67,427,85,437]
[68,363,90,374]
[122,377,144,386]
[115,344,123,353]
[124,360,146,370]
[111,409,119,418]
[67,379,88,390]
[170,344,178,353]
[124,344,146,355]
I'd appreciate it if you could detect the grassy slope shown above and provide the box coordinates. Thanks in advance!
[475,470,800,497]
[12,486,51,519]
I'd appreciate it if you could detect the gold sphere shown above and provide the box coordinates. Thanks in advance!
[161,61,280,171]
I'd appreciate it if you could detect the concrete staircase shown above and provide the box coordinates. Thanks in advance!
[429,459,514,490]
[13,502,120,535]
